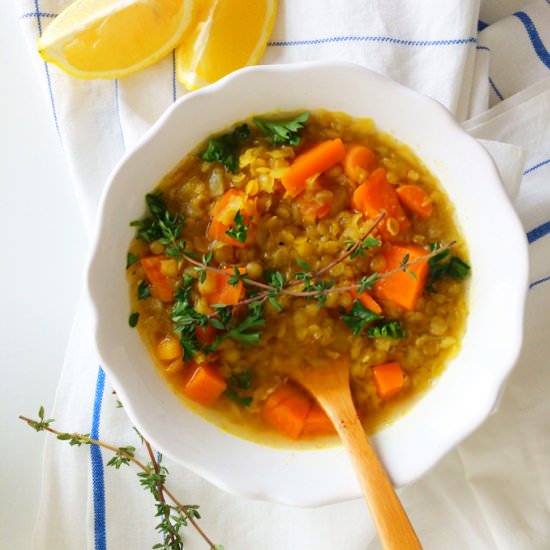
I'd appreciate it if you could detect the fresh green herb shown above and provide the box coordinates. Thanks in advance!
[224,370,253,407]
[341,300,382,336]
[345,236,381,259]
[366,320,407,339]
[224,301,266,346]
[192,251,214,284]
[200,123,250,173]
[268,296,283,312]
[171,275,208,360]
[130,192,185,256]
[253,112,309,146]
[19,408,223,550]
[227,265,245,287]
[137,280,151,300]
[268,271,286,293]
[225,210,249,244]
[427,242,470,291]
[400,253,417,280]
[357,273,379,293]
[311,279,335,308]
[127,252,140,269]
[107,446,136,469]
[296,258,312,271]
[129,312,139,327]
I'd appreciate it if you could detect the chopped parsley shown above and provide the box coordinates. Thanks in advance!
[253,112,309,146]
[128,312,139,328]
[224,370,253,407]
[225,210,249,244]
[341,300,382,336]
[366,320,407,339]
[427,243,471,291]
[137,280,151,300]
[200,123,250,173]
[126,253,140,269]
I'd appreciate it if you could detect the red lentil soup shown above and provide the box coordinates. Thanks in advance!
[126,110,469,446]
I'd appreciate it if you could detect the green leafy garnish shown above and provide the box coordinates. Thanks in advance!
[171,275,208,360]
[345,237,381,259]
[130,192,184,255]
[224,370,253,407]
[357,273,378,293]
[225,210,249,244]
[200,124,250,173]
[137,280,151,300]
[253,112,309,146]
[296,258,312,271]
[129,312,139,327]
[427,243,470,291]
[341,300,382,336]
[366,320,407,339]
[127,253,140,269]
[224,301,266,346]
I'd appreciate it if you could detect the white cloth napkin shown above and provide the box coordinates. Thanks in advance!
[15,0,550,548]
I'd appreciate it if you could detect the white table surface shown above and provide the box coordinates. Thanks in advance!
[0,4,87,549]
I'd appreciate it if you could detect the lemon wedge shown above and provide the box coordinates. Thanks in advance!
[175,0,277,90]
[38,0,196,79]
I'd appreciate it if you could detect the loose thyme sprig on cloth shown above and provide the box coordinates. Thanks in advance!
[20,407,223,550]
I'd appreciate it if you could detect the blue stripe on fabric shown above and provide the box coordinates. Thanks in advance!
[489,77,504,100]
[527,220,550,244]
[171,50,177,103]
[90,367,107,550]
[513,11,550,70]
[478,20,489,31]
[114,80,126,151]
[530,274,550,289]
[33,1,61,138]
[267,36,477,48]
[19,11,57,19]
[523,157,550,175]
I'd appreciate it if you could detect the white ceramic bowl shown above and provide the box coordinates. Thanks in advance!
[88,61,528,506]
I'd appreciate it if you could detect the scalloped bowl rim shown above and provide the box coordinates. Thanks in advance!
[88,61,528,507]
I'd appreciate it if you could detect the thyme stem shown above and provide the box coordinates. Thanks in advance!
[18,415,218,549]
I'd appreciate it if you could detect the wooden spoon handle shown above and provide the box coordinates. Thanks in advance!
[334,408,422,550]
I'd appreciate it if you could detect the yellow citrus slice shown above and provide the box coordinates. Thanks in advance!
[175,0,277,90]
[38,0,196,79]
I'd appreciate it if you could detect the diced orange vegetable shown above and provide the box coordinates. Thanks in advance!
[351,168,410,239]
[208,189,256,247]
[343,144,377,184]
[196,324,217,345]
[302,404,336,436]
[281,138,346,198]
[372,361,404,398]
[261,383,312,439]
[396,184,433,218]
[184,363,227,406]
[140,255,174,302]
[349,288,383,315]
[156,336,182,361]
[202,267,245,306]
[374,244,429,310]
[297,192,332,220]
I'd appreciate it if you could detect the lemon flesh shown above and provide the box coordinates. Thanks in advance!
[175,0,277,90]
[39,0,196,79]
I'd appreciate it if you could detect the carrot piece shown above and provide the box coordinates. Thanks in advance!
[396,184,432,218]
[196,324,217,345]
[297,193,332,220]
[140,255,174,302]
[281,138,346,197]
[302,404,336,436]
[184,363,227,406]
[372,361,404,398]
[349,288,383,315]
[208,189,256,248]
[351,168,410,239]
[202,267,245,306]
[343,144,377,184]
[373,244,429,310]
[261,383,312,439]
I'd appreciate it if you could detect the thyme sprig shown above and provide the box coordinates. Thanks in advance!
[20,408,222,550]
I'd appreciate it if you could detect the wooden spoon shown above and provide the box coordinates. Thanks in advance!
[291,358,422,550]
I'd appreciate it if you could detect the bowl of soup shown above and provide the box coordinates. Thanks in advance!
[88,61,528,506]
